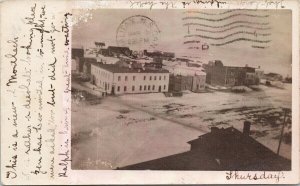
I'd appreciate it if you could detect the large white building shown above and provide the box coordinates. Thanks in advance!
[91,63,169,95]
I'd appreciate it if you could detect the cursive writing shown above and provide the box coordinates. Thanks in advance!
[5,38,19,87]
[226,171,285,183]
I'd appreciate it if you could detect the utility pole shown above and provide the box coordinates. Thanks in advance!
[277,108,288,155]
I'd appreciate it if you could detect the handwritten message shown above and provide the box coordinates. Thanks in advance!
[1,1,72,184]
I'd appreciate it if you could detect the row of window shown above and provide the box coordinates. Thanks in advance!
[93,68,110,79]
[96,79,110,90]
[117,85,167,92]
[118,75,167,81]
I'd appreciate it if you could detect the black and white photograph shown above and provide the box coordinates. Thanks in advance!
[71,9,292,171]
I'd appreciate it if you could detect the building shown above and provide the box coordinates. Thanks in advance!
[205,60,259,87]
[169,75,193,92]
[255,66,264,79]
[187,62,201,68]
[107,46,132,57]
[90,63,169,95]
[118,122,290,170]
[144,50,175,60]
[162,52,175,60]
[78,57,97,74]
[167,65,206,92]
[98,48,110,56]
[95,42,105,48]
[264,72,283,81]
[71,48,84,72]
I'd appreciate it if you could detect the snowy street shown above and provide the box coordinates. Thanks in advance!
[71,84,292,170]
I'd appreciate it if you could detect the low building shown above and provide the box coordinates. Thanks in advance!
[264,72,283,81]
[255,66,264,79]
[72,48,84,72]
[91,63,169,95]
[78,57,97,74]
[167,66,206,92]
[144,50,175,60]
[169,75,193,92]
[107,46,132,57]
[205,60,259,87]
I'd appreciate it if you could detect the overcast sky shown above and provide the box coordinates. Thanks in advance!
[72,9,292,76]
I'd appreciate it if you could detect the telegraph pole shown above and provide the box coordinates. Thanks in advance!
[277,108,288,155]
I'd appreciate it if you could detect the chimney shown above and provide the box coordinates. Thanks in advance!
[211,127,219,133]
[243,121,251,136]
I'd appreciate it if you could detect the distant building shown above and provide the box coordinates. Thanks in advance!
[169,74,206,92]
[169,75,193,92]
[176,57,191,63]
[72,48,84,72]
[255,66,264,79]
[205,60,259,87]
[162,52,175,60]
[144,61,162,69]
[91,63,169,95]
[72,48,84,59]
[264,72,283,81]
[144,50,162,58]
[168,66,206,92]
[107,46,132,57]
[78,57,97,74]
[144,50,175,60]
[95,42,105,48]
[118,123,290,170]
[187,62,201,68]
[98,48,110,56]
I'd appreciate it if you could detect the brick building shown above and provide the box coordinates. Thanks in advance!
[205,60,259,87]
[167,66,206,92]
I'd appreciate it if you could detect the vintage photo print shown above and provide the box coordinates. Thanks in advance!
[1,0,299,185]
[71,9,292,171]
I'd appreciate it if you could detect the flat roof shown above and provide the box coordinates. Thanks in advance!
[91,63,169,74]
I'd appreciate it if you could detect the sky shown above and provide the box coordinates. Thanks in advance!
[72,9,292,76]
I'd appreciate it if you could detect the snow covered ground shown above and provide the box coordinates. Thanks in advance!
[71,83,292,170]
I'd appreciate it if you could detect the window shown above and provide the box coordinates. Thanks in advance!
[133,76,136,81]
[150,76,152,80]
[164,75,166,80]
[164,85,166,90]
[132,86,135,91]
[152,85,155,90]
[117,86,120,91]
[159,76,161,80]
[118,76,121,81]
[144,76,146,80]
[154,76,156,80]
[125,76,128,81]
[144,85,147,90]
[124,86,127,92]
[140,85,142,91]
[148,85,151,90]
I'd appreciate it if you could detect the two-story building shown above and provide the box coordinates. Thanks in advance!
[205,60,260,87]
[91,63,169,95]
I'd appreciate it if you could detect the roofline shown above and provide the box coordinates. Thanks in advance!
[91,63,169,74]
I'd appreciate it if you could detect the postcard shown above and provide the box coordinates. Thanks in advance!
[1,0,299,184]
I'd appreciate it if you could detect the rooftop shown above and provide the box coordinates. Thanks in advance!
[91,63,169,74]
[118,126,290,170]
[165,65,206,76]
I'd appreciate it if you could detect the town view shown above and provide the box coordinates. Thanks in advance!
[71,9,292,171]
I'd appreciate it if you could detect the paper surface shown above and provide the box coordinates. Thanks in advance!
[0,0,299,184]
